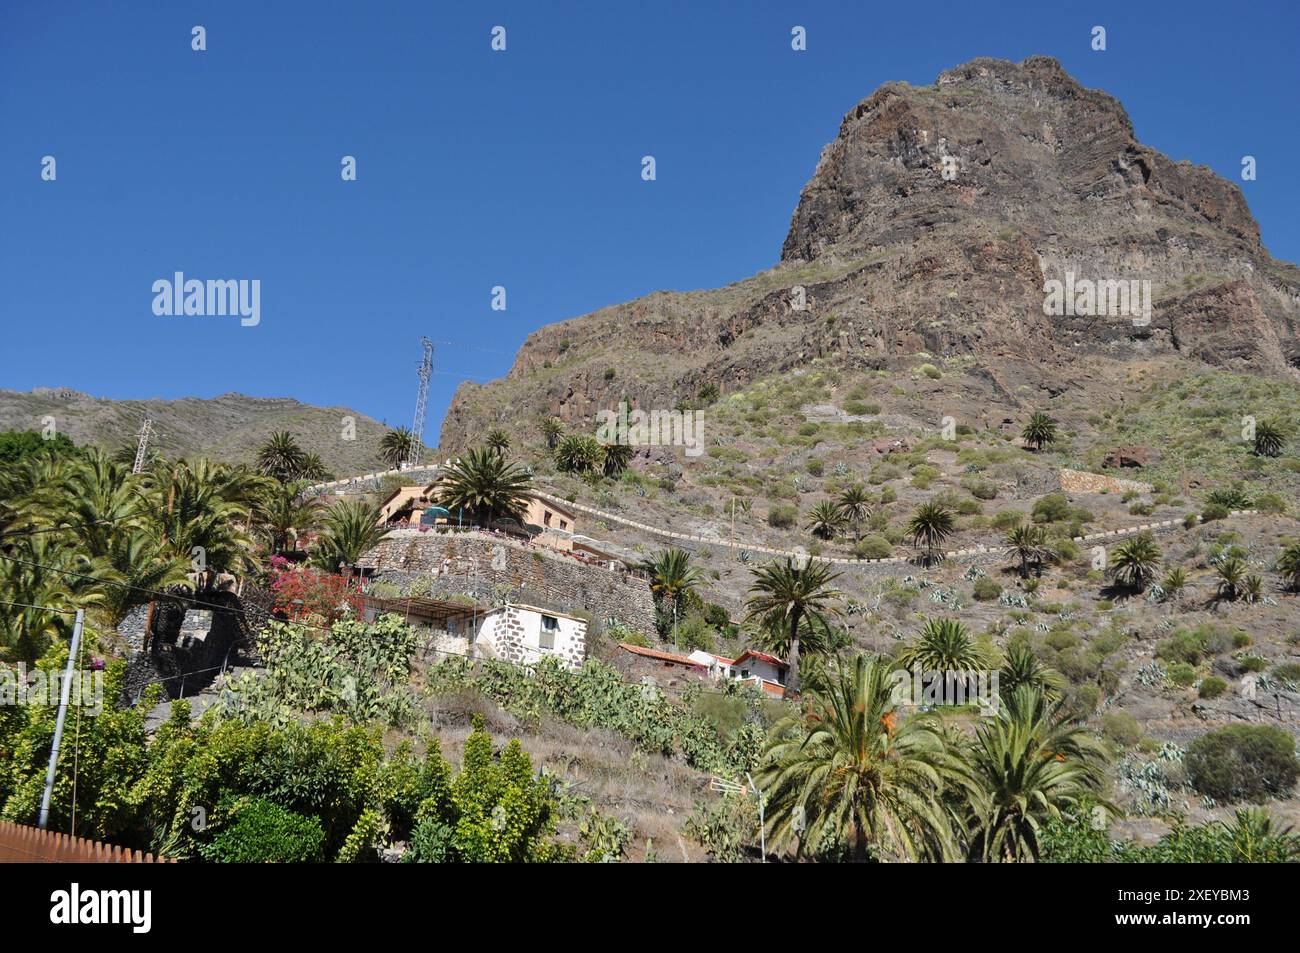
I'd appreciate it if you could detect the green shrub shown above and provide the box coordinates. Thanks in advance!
[1166,662,1197,687]
[1202,503,1230,522]
[972,578,1001,601]
[767,505,797,529]
[199,798,326,863]
[854,535,894,560]
[805,458,824,477]
[1101,712,1142,748]
[1198,676,1227,699]
[918,363,942,379]
[1186,724,1299,803]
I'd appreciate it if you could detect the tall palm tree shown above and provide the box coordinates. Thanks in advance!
[635,548,702,639]
[379,427,419,469]
[964,686,1113,862]
[898,618,988,672]
[1004,524,1054,578]
[0,537,98,664]
[485,429,511,456]
[906,501,956,565]
[744,558,841,695]
[757,654,971,861]
[309,499,389,572]
[1276,542,1300,592]
[1021,412,1058,452]
[432,447,533,526]
[836,485,873,541]
[540,417,565,450]
[90,528,192,628]
[1252,420,1286,458]
[256,431,307,483]
[1108,532,1162,591]
[806,500,846,541]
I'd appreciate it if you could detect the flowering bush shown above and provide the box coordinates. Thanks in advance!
[268,557,364,624]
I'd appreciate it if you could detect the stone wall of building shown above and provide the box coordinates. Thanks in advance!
[358,529,658,636]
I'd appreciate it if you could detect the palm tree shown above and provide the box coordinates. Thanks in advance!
[297,452,331,482]
[0,537,96,664]
[1021,411,1058,452]
[1108,532,1161,591]
[554,434,602,474]
[1218,808,1300,862]
[836,485,873,541]
[757,654,970,861]
[635,548,702,639]
[1003,524,1053,578]
[256,431,307,483]
[256,481,322,555]
[540,417,565,450]
[309,499,389,572]
[1161,566,1188,600]
[485,429,511,455]
[432,447,533,526]
[998,641,1065,701]
[906,501,956,565]
[806,500,846,540]
[1275,542,1300,592]
[90,528,192,628]
[1252,420,1286,458]
[898,618,988,672]
[964,686,1113,862]
[744,558,841,695]
[599,442,634,478]
[379,427,419,469]
[1215,556,1249,602]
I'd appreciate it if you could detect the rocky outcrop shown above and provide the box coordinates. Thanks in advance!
[440,57,1300,450]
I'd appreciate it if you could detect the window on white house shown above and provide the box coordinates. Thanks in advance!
[540,615,558,650]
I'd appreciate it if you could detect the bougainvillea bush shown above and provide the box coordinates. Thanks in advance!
[268,556,364,624]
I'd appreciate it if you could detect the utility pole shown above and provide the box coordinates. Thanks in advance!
[409,337,434,467]
[131,418,154,474]
[39,608,84,829]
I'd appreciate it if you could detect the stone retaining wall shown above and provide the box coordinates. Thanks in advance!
[1059,468,1152,495]
[359,529,658,636]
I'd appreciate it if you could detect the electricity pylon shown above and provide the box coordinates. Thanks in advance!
[408,338,433,466]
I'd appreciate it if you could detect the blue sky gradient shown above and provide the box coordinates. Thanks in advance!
[2,0,1297,443]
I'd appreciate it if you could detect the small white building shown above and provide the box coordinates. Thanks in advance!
[690,649,788,697]
[473,604,587,670]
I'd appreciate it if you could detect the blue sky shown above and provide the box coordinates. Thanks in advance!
[2,0,1297,445]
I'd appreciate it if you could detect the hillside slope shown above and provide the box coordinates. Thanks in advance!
[0,387,404,475]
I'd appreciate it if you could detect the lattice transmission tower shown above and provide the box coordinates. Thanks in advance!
[131,418,154,474]
[408,337,434,466]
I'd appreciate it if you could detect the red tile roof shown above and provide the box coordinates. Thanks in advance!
[734,649,786,667]
[619,643,706,668]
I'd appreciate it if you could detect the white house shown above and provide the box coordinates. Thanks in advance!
[689,649,787,697]
[473,604,587,670]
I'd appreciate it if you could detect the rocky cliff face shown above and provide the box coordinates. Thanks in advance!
[440,56,1300,450]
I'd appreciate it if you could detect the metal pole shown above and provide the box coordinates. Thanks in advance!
[39,608,84,829]
[747,772,765,862]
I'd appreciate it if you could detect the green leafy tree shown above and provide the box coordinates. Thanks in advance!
[1003,524,1053,578]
